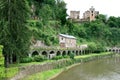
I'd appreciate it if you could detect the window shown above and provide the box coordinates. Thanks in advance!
[92,14,93,16]
[61,37,64,40]
[91,11,93,13]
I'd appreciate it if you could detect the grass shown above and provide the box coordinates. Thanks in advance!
[0,67,18,79]
[75,52,112,59]
[10,60,54,67]
[22,68,62,80]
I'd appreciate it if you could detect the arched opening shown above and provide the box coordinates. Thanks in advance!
[32,51,39,57]
[116,49,118,53]
[79,51,81,55]
[76,51,78,55]
[113,49,115,52]
[109,49,111,52]
[50,51,54,54]
[49,51,55,59]
[62,51,66,56]
[56,51,61,56]
[68,51,71,56]
[42,51,48,57]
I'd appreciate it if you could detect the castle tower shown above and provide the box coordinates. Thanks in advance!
[70,11,80,19]
[83,6,99,21]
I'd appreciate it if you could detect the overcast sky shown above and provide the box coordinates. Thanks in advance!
[64,0,120,18]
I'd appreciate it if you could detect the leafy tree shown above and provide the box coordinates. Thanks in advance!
[55,0,67,25]
[0,0,30,67]
[96,14,107,23]
[107,16,118,28]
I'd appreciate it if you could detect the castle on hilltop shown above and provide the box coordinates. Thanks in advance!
[69,6,99,22]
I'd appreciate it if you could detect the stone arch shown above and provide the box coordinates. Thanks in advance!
[56,51,61,56]
[50,51,55,54]
[41,51,48,57]
[79,50,82,55]
[109,49,111,52]
[76,51,79,55]
[49,51,55,59]
[62,51,66,56]
[32,51,39,57]
[68,51,71,56]
[113,49,115,52]
[116,49,118,53]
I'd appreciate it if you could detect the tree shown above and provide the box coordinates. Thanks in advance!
[0,0,30,67]
[54,0,67,25]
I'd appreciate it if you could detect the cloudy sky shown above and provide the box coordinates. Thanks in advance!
[64,0,120,18]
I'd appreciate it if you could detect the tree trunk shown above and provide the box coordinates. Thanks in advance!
[10,53,13,64]
[4,54,9,68]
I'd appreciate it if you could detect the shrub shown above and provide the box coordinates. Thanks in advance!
[20,57,33,63]
[52,56,63,60]
[34,55,45,62]
[63,55,69,58]
[69,52,75,59]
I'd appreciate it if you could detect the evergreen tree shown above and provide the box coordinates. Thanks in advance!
[0,0,30,67]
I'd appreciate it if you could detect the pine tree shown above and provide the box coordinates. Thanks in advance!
[0,0,30,67]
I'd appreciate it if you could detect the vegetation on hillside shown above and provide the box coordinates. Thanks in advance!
[0,0,120,67]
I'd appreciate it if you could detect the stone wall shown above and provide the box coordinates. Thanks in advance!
[10,60,69,80]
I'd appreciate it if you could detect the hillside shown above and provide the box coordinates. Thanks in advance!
[26,0,120,48]
[28,15,120,48]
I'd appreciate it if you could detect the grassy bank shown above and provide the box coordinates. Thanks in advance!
[22,52,114,80]
[22,68,63,80]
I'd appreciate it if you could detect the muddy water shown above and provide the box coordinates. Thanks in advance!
[51,56,120,80]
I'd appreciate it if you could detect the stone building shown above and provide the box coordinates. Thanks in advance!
[83,6,99,21]
[59,34,76,48]
[69,6,99,22]
[69,11,80,20]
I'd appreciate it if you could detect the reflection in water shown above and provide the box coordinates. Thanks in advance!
[51,56,120,80]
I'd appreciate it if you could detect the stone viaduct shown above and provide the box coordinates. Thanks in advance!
[107,47,120,53]
[29,47,120,59]
[29,47,85,59]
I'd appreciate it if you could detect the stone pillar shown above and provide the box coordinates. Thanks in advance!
[28,53,32,57]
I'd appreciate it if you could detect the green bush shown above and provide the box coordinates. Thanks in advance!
[69,52,75,59]
[52,56,63,60]
[63,55,69,58]
[34,55,45,62]
[20,57,33,63]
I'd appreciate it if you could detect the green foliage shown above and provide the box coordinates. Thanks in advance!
[34,55,45,62]
[20,57,33,63]
[52,55,69,60]
[69,52,75,59]
[63,55,69,58]
[0,67,18,79]
[52,56,63,60]
[0,0,31,67]
[0,45,4,66]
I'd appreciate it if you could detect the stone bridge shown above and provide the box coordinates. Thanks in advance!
[29,46,120,59]
[107,47,120,53]
[29,47,85,59]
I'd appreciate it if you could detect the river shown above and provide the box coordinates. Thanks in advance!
[51,55,120,80]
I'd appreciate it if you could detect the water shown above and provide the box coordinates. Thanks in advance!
[51,56,120,80]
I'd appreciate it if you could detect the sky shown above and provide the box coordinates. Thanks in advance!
[64,0,120,18]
